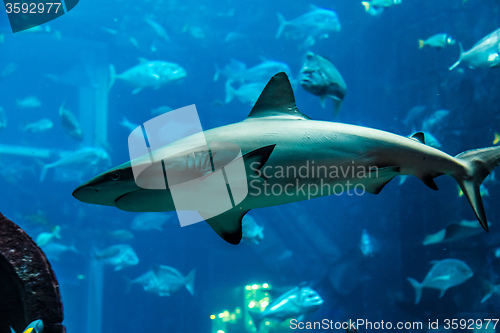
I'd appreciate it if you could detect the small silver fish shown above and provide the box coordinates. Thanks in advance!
[449,28,500,70]
[145,16,170,43]
[130,212,172,231]
[215,59,292,84]
[95,244,139,271]
[362,0,402,11]
[108,229,135,241]
[110,59,186,94]
[276,6,341,44]
[407,259,473,304]
[250,284,323,329]
[359,229,375,257]
[421,109,450,133]
[423,220,487,245]
[151,105,173,115]
[131,265,195,296]
[40,147,111,182]
[242,215,264,244]
[35,225,61,247]
[41,242,78,261]
[16,96,41,108]
[119,116,139,133]
[300,52,347,115]
[402,105,426,129]
[23,118,54,133]
[59,103,83,140]
[225,80,266,105]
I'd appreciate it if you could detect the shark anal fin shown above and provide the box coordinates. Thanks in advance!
[243,145,276,177]
[419,174,439,190]
[202,208,249,245]
[364,166,400,194]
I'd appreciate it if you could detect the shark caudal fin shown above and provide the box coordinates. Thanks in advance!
[202,145,276,244]
[407,277,423,304]
[454,146,500,231]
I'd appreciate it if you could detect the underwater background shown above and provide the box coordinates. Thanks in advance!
[1,0,500,332]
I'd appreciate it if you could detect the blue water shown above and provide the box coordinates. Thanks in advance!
[1,0,500,332]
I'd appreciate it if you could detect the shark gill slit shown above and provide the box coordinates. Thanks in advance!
[221,166,235,207]
[208,148,215,172]
[141,124,155,165]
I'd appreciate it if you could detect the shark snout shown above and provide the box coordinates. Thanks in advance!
[72,184,113,206]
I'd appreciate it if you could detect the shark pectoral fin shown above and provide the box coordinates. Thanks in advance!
[363,166,400,194]
[202,208,249,245]
[243,145,276,179]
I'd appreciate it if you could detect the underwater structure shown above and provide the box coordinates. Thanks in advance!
[0,213,66,333]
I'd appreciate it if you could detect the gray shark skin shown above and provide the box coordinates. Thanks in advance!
[73,72,500,245]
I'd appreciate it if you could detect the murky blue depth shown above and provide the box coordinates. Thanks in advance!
[1,0,500,332]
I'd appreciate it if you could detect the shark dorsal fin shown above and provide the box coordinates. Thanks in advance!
[409,132,425,144]
[245,72,311,121]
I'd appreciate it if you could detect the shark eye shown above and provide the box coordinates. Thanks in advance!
[109,171,120,181]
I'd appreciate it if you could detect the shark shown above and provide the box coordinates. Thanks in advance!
[73,72,500,245]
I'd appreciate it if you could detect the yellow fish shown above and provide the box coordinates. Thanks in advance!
[493,132,500,145]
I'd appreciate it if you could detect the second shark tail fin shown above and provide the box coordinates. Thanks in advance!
[454,146,500,231]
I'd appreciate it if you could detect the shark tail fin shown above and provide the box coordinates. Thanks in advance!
[361,1,370,11]
[454,146,500,232]
[276,13,287,39]
[418,39,425,49]
[449,43,464,70]
[109,64,116,90]
[184,269,196,296]
[407,277,423,304]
